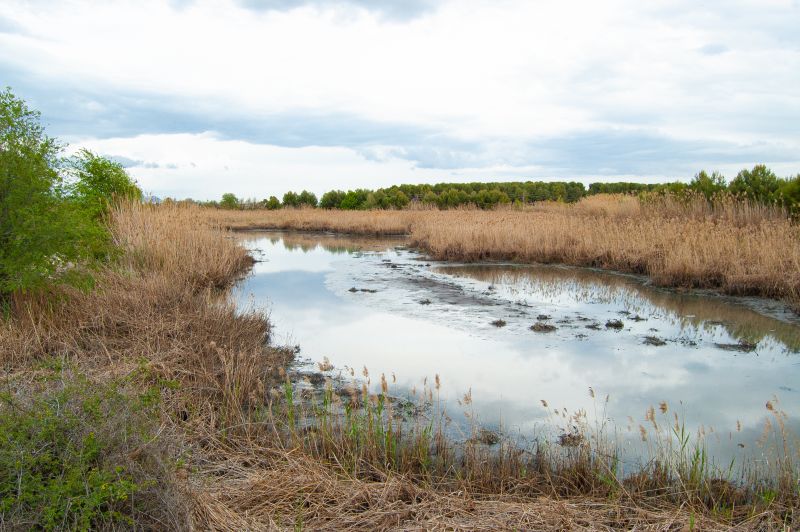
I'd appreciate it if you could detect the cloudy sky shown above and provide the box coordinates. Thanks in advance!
[1,0,798,199]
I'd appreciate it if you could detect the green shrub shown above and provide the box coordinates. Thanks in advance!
[729,164,781,203]
[220,192,239,209]
[262,195,281,210]
[688,170,727,199]
[0,88,109,298]
[0,373,173,530]
[69,149,142,220]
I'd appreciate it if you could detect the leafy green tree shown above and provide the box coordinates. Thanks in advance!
[339,190,365,210]
[320,190,345,209]
[390,190,409,208]
[0,88,105,297]
[778,174,800,214]
[729,165,780,203]
[220,192,239,209]
[282,191,300,207]
[421,191,438,206]
[263,196,281,210]
[69,149,142,219]
[689,170,727,199]
[297,190,318,207]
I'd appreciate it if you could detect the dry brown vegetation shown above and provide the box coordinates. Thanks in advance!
[212,193,800,308]
[1,201,797,530]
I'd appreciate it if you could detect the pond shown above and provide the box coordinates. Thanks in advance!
[234,230,800,467]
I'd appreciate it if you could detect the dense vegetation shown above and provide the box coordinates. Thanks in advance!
[0,88,141,303]
[210,168,800,213]
[0,89,176,528]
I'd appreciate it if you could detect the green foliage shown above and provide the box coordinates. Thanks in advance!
[0,88,109,297]
[0,375,161,530]
[282,191,300,207]
[319,189,346,209]
[220,192,239,209]
[689,170,726,199]
[297,190,318,207]
[729,164,781,203]
[588,181,682,195]
[313,181,585,210]
[262,195,281,210]
[339,189,369,210]
[777,174,800,214]
[69,149,142,219]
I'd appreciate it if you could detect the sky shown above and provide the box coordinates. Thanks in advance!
[1,0,799,200]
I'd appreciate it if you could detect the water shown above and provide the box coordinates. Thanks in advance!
[234,230,800,466]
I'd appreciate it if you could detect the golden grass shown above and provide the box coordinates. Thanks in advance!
[211,194,800,307]
[1,201,797,530]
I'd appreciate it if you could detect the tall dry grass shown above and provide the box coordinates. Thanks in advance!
[212,194,800,307]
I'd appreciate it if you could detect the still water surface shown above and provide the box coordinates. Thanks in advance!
[234,231,800,464]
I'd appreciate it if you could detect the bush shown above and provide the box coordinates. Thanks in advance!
[262,196,281,210]
[297,190,318,207]
[689,170,726,199]
[319,190,345,209]
[282,191,300,207]
[69,149,142,220]
[0,371,180,530]
[729,164,781,203]
[0,88,108,298]
[220,192,239,209]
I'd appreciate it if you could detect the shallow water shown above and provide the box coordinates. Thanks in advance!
[234,230,800,467]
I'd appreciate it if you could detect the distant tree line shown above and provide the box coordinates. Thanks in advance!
[204,165,800,214]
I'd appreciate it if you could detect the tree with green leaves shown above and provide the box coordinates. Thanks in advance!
[297,190,318,207]
[0,88,107,298]
[282,191,300,207]
[778,174,800,214]
[220,192,239,209]
[69,149,142,219]
[729,165,781,203]
[689,170,727,199]
[262,196,281,210]
[320,190,345,209]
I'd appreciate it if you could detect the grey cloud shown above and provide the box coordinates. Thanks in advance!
[4,62,797,179]
[526,129,799,177]
[237,0,439,20]
[3,63,438,147]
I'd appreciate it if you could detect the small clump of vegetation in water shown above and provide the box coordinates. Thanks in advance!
[644,335,667,346]
[490,319,507,327]
[531,322,557,332]
[605,319,624,329]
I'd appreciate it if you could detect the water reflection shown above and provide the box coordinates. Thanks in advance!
[434,264,800,353]
[234,231,800,466]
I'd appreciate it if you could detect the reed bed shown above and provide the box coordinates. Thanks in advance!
[1,201,797,529]
[211,194,800,307]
